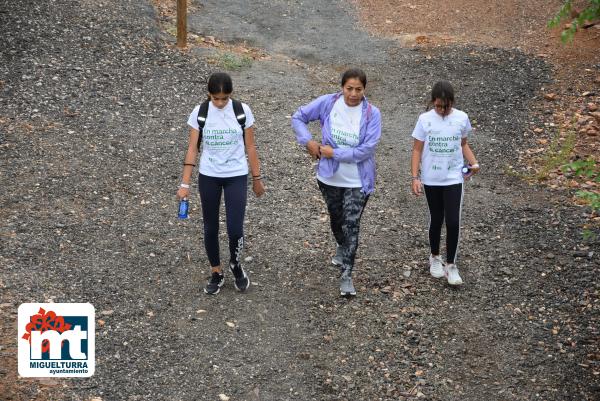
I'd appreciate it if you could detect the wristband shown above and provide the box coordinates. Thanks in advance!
[471,163,480,169]
[183,163,196,167]
[411,176,420,181]
[180,183,190,189]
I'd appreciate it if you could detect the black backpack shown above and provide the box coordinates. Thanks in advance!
[196,99,246,151]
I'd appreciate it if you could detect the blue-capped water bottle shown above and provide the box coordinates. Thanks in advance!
[178,198,189,219]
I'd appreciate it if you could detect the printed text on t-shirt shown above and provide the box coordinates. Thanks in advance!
[428,133,460,156]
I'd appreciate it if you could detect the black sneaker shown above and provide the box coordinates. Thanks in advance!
[204,271,224,295]
[229,263,250,292]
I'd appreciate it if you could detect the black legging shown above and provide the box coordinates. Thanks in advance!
[198,173,247,267]
[318,180,369,275]
[423,183,463,264]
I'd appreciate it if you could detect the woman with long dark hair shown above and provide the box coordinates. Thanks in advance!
[177,72,265,295]
[292,68,382,296]
[410,80,479,285]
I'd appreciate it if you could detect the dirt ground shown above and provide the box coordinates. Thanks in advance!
[1,0,599,400]
[351,0,600,66]
[351,0,600,200]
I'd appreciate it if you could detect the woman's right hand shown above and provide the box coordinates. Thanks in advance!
[306,140,321,160]
[411,178,423,196]
[176,186,190,200]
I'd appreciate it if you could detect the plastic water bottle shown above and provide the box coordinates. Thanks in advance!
[178,198,189,219]
[462,165,471,176]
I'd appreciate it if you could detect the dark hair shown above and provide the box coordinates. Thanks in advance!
[207,72,233,95]
[341,68,367,88]
[430,80,454,108]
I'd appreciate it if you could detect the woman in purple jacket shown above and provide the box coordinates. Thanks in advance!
[292,68,382,296]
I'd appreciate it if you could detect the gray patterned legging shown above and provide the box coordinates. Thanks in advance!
[318,180,370,276]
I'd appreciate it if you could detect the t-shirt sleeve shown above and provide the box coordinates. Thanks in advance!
[187,105,201,130]
[242,103,255,128]
[461,115,473,138]
[411,116,426,141]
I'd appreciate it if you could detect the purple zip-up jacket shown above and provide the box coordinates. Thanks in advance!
[291,92,382,194]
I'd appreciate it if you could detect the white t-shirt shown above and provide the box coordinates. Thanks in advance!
[187,100,255,177]
[411,108,472,186]
[317,97,362,188]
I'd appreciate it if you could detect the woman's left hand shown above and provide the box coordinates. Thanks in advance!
[319,145,334,159]
[252,179,266,197]
[465,163,480,180]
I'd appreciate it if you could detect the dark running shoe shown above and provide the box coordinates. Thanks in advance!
[204,271,224,295]
[229,263,250,292]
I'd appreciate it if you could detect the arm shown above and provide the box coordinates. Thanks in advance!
[323,107,382,162]
[292,95,330,159]
[461,137,480,176]
[411,139,424,196]
[244,126,265,197]
[176,128,200,199]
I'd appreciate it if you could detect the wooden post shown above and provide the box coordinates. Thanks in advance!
[177,0,187,48]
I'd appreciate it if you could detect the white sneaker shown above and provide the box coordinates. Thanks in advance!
[429,255,445,278]
[445,263,463,285]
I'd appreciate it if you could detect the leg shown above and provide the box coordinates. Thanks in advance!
[443,183,463,264]
[340,187,369,276]
[424,185,445,257]
[198,173,223,268]
[223,175,250,292]
[318,180,345,247]
[223,175,248,265]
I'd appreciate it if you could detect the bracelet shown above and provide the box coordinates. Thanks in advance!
[411,176,420,181]
[183,163,196,167]
[180,183,190,189]
[252,175,263,181]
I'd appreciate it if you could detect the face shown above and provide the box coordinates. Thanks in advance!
[209,92,230,109]
[342,78,365,107]
[433,98,453,117]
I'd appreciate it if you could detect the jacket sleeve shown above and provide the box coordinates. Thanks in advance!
[333,106,381,163]
[291,94,329,146]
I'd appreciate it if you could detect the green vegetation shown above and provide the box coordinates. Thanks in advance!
[562,157,599,181]
[212,51,252,71]
[533,126,599,240]
[562,157,600,213]
[548,0,600,42]
[536,126,577,181]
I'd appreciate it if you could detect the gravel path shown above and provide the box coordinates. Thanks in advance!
[1,0,598,400]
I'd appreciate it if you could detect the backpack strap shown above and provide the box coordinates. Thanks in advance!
[231,99,246,143]
[196,100,210,151]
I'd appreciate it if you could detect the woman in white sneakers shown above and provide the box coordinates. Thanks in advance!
[177,72,265,295]
[410,81,479,285]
